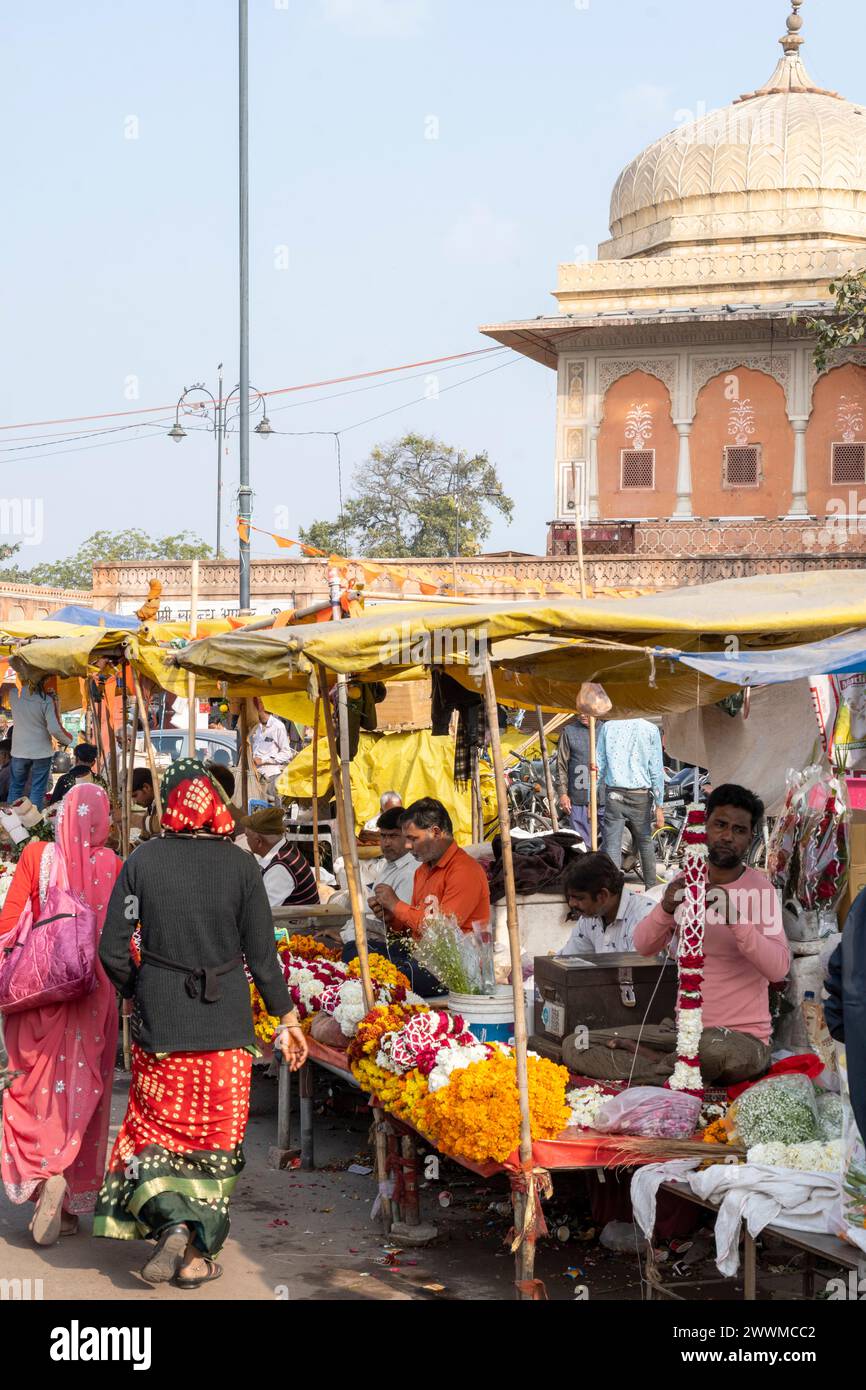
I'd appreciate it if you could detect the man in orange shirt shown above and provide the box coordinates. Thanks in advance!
[373,798,490,939]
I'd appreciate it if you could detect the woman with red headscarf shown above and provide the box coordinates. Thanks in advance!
[94,759,307,1289]
[0,783,122,1244]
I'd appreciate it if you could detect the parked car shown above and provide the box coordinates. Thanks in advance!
[134,728,239,771]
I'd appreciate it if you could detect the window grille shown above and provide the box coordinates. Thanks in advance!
[620,449,655,489]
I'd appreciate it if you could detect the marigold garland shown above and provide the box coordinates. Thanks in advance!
[346,953,411,993]
[279,933,341,963]
[414,1052,571,1164]
[346,1003,428,1066]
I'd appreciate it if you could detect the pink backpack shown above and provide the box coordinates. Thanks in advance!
[0,847,98,1015]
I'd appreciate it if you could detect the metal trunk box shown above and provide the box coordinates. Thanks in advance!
[533,952,677,1048]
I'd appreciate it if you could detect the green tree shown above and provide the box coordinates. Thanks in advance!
[0,529,212,591]
[806,270,866,372]
[299,434,513,558]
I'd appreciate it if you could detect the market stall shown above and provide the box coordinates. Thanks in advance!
[171,569,866,1299]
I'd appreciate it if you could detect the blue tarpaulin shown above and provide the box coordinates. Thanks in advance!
[672,628,866,685]
[50,605,140,630]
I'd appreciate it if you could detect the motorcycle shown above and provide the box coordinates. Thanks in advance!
[621,765,712,880]
[505,755,554,835]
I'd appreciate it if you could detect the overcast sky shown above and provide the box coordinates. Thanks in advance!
[4,0,862,566]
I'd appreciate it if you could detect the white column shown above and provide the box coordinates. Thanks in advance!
[786,417,811,518]
[672,419,693,519]
[588,423,601,521]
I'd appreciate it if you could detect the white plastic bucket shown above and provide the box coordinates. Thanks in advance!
[447,986,515,1045]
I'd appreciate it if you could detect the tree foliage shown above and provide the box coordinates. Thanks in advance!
[299,434,513,558]
[806,270,866,372]
[0,529,212,591]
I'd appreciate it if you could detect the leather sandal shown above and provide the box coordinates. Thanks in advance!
[140,1224,189,1284]
[31,1175,67,1247]
[174,1257,223,1290]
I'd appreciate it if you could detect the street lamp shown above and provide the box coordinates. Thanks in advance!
[167,369,270,558]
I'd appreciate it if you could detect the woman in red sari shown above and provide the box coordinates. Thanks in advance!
[0,783,121,1244]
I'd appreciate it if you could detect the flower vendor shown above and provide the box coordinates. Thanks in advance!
[559,852,654,954]
[241,805,320,908]
[824,888,866,1145]
[372,797,490,938]
[597,783,789,1087]
[344,805,418,953]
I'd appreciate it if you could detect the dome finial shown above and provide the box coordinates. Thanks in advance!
[781,0,805,57]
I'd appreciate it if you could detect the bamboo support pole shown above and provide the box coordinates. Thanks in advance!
[480,655,537,1299]
[508,712,571,762]
[239,703,251,814]
[130,666,163,821]
[120,662,132,859]
[311,695,321,882]
[103,680,121,834]
[317,664,391,1230]
[187,558,199,760]
[573,502,599,850]
[86,685,108,784]
[535,705,559,828]
[470,748,481,843]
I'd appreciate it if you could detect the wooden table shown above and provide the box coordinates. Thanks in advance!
[644,1180,863,1301]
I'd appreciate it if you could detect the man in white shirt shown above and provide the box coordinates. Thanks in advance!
[559,852,654,955]
[342,806,419,951]
[250,708,292,800]
[362,790,403,834]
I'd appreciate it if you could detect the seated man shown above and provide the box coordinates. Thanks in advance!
[243,806,320,908]
[342,806,431,984]
[560,852,654,955]
[130,766,160,840]
[47,742,99,804]
[570,784,790,1086]
[373,797,490,938]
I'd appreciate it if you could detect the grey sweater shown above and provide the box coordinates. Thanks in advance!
[100,834,292,1054]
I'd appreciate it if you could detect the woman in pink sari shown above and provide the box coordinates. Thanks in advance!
[0,783,121,1244]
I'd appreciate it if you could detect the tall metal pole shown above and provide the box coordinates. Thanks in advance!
[216,363,224,558]
[238,0,252,613]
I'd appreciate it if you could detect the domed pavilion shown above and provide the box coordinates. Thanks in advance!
[482,1,866,584]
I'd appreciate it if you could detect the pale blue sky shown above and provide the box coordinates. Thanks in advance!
[3,0,862,565]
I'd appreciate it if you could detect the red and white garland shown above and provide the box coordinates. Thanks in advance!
[666,804,707,1097]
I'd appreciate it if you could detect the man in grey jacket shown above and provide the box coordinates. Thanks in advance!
[8,679,72,808]
[556,715,603,844]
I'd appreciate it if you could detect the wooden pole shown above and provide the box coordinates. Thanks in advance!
[573,501,599,850]
[535,705,559,829]
[311,695,321,883]
[103,678,121,836]
[120,661,132,859]
[317,664,391,1228]
[239,702,251,814]
[86,685,108,784]
[481,654,536,1299]
[187,557,200,759]
[470,747,481,843]
[130,666,163,820]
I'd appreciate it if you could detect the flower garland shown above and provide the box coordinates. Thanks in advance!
[346,954,411,994]
[278,933,342,963]
[415,1051,571,1164]
[566,1084,608,1130]
[346,1002,429,1067]
[380,1008,477,1076]
[667,804,707,1097]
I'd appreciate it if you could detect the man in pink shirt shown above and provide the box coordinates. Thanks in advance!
[636,783,790,1083]
[571,785,790,1085]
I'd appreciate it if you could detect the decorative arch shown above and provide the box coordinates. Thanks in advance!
[690,353,794,417]
[597,369,677,518]
[597,356,678,406]
[807,361,866,516]
[690,366,792,518]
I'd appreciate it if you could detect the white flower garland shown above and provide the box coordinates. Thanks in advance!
[566,1084,607,1130]
[667,804,708,1097]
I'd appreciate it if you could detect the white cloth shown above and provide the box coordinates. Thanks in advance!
[560,884,655,955]
[251,715,292,780]
[9,686,69,759]
[631,1158,842,1277]
[256,835,296,909]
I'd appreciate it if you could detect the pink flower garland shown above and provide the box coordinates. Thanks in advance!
[384,1009,476,1076]
[666,805,707,1097]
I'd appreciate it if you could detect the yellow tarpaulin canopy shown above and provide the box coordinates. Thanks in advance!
[173,572,866,717]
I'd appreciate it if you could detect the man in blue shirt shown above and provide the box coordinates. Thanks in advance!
[597,717,664,889]
[555,715,604,845]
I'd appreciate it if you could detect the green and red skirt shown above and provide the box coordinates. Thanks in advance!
[93,1044,252,1256]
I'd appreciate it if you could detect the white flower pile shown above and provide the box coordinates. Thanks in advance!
[566,1085,607,1130]
[428,1043,492,1092]
[748,1139,844,1173]
[733,1075,819,1149]
[329,980,369,1037]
